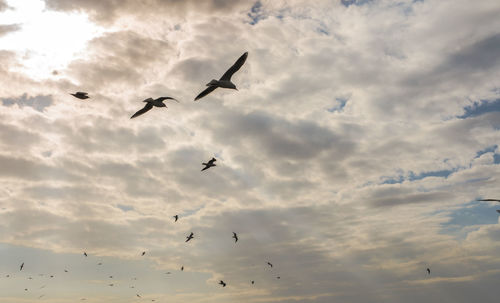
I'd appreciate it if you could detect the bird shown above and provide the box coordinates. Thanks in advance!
[276,276,280,279]
[64,269,68,273]
[70,92,89,100]
[219,280,226,287]
[267,262,273,268]
[141,251,146,256]
[20,262,24,271]
[137,294,142,298]
[50,275,54,278]
[181,266,184,271]
[186,232,194,242]
[251,280,255,284]
[83,252,87,257]
[25,288,28,291]
[478,199,500,202]
[202,157,216,171]
[108,283,114,287]
[427,268,431,275]
[97,263,102,265]
[165,272,171,274]
[232,232,238,243]
[173,215,179,222]
[130,96,178,119]
[194,52,248,101]
[109,275,113,278]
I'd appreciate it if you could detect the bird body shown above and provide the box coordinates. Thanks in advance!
[20,262,24,271]
[219,280,226,287]
[70,92,89,99]
[202,157,217,171]
[186,232,194,242]
[130,96,178,119]
[267,262,273,268]
[479,199,500,202]
[173,215,178,222]
[83,252,87,257]
[427,268,431,275]
[141,251,146,256]
[195,52,248,101]
[232,232,238,243]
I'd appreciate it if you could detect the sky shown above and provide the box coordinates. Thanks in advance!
[0,0,499,302]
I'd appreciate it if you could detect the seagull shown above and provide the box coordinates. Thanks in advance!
[232,232,238,243]
[427,268,431,275]
[25,288,28,291]
[20,262,24,271]
[70,92,89,100]
[219,280,227,287]
[202,157,216,171]
[186,232,194,242]
[83,252,87,257]
[141,251,146,256]
[195,52,248,101]
[130,96,178,119]
[137,294,142,298]
[251,280,255,284]
[478,199,500,202]
[173,215,179,222]
[267,262,273,268]
[181,266,184,271]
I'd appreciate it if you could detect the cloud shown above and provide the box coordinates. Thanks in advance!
[0,24,21,37]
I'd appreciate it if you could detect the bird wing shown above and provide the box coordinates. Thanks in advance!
[76,92,88,95]
[157,96,180,103]
[479,199,500,202]
[220,52,248,81]
[131,103,153,119]
[194,85,217,101]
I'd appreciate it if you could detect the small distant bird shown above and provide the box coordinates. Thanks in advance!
[109,276,113,278]
[267,262,273,268]
[219,280,226,287]
[130,286,135,288]
[64,270,68,272]
[181,266,184,271]
[130,97,178,119]
[202,158,216,171]
[28,276,32,279]
[251,280,255,284]
[108,283,114,287]
[137,294,141,298]
[70,92,89,100]
[141,251,146,256]
[195,52,248,101]
[232,232,238,243]
[276,276,280,279]
[165,272,171,274]
[25,288,28,291]
[83,252,87,257]
[20,262,24,271]
[97,263,102,265]
[5,275,9,278]
[478,199,500,202]
[173,215,178,222]
[50,275,54,278]
[186,232,194,242]
[427,268,431,275]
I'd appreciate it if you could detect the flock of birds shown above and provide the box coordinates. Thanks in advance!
[4,49,500,300]
[3,51,286,301]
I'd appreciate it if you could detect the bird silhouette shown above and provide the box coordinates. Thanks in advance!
[219,280,227,287]
[64,269,68,273]
[130,97,178,119]
[276,276,280,279]
[141,251,146,256]
[195,52,248,101]
[83,252,87,257]
[173,215,179,222]
[478,199,500,202]
[20,262,24,271]
[137,294,142,298]
[267,262,273,268]
[427,268,431,275]
[202,158,216,171]
[70,92,89,100]
[181,266,184,271]
[97,263,102,265]
[186,232,194,242]
[232,232,238,243]
[251,280,255,284]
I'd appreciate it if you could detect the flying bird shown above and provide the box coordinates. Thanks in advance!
[64,269,68,273]
[137,294,142,298]
[83,252,87,257]
[70,92,89,100]
[219,280,227,287]
[232,232,238,243]
[478,199,500,202]
[276,276,280,279]
[251,280,255,284]
[267,262,273,268]
[195,52,248,101]
[173,215,178,222]
[427,268,431,275]
[186,232,194,242]
[130,96,178,119]
[109,276,113,278]
[108,283,114,287]
[20,262,24,271]
[97,263,102,265]
[201,157,216,171]
[181,266,184,271]
[141,251,146,256]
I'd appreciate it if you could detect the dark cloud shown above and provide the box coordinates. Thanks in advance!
[1,93,53,112]
[0,24,21,37]
[44,0,252,24]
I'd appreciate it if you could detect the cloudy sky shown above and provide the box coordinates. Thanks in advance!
[0,0,499,302]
